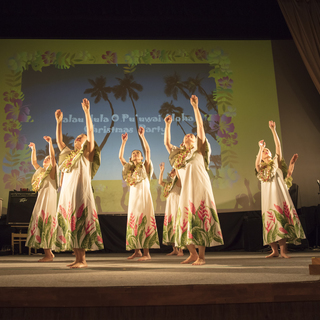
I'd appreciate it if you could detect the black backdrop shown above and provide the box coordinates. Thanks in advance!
[0,206,316,254]
[98,212,247,253]
[98,209,312,254]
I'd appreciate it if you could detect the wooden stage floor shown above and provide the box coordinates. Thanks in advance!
[0,251,319,319]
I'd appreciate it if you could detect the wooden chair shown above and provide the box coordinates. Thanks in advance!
[11,229,37,255]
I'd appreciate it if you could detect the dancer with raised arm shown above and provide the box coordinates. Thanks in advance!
[26,136,58,262]
[164,95,223,266]
[158,162,183,256]
[55,98,104,268]
[119,127,160,261]
[255,121,305,258]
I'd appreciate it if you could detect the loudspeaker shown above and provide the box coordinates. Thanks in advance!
[6,191,38,224]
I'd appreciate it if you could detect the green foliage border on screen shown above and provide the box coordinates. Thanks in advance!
[1,43,238,210]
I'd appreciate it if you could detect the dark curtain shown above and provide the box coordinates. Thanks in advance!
[277,0,320,94]
[98,212,256,253]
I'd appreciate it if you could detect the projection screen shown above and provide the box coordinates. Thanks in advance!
[0,39,281,214]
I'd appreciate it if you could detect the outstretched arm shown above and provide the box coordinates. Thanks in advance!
[269,121,282,162]
[138,127,151,174]
[190,95,205,149]
[158,162,165,187]
[164,115,173,153]
[28,142,40,170]
[55,109,66,151]
[44,136,56,179]
[255,140,265,172]
[119,133,128,166]
[287,154,298,178]
[82,98,95,161]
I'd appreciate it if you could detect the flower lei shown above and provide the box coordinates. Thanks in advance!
[257,160,275,182]
[61,149,81,172]
[32,170,46,192]
[126,162,144,186]
[173,144,194,169]
[163,181,173,199]
[31,165,52,192]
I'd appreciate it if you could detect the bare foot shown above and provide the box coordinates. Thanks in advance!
[265,252,279,258]
[177,250,184,256]
[181,255,198,264]
[127,251,143,259]
[67,261,77,267]
[166,250,177,256]
[280,253,290,259]
[192,258,206,265]
[38,256,54,262]
[137,254,151,261]
[70,262,88,269]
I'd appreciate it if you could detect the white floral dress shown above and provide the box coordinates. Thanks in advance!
[55,141,104,251]
[123,160,160,250]
[162,177,181,245]
[26,165,59,250]
[170,137,224,248]
[259,155,306,245]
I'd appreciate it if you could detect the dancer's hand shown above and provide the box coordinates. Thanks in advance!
[138,126,145,137]
[164,115,172,125]
[121,133,128,142]
[43,136,52,143]
[258,140,265,149]
[28,142,35,150]
[82,98,90,113]
[269,121,276,131]
[55,109,63,123]
[160,162,165,172]
[190,95,199,108]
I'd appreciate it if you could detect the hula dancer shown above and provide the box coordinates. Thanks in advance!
[255,121,305,258]
[119,127,160,261]
[164,95,223,266]
[26,136,59,262]
[55,98,104,268]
